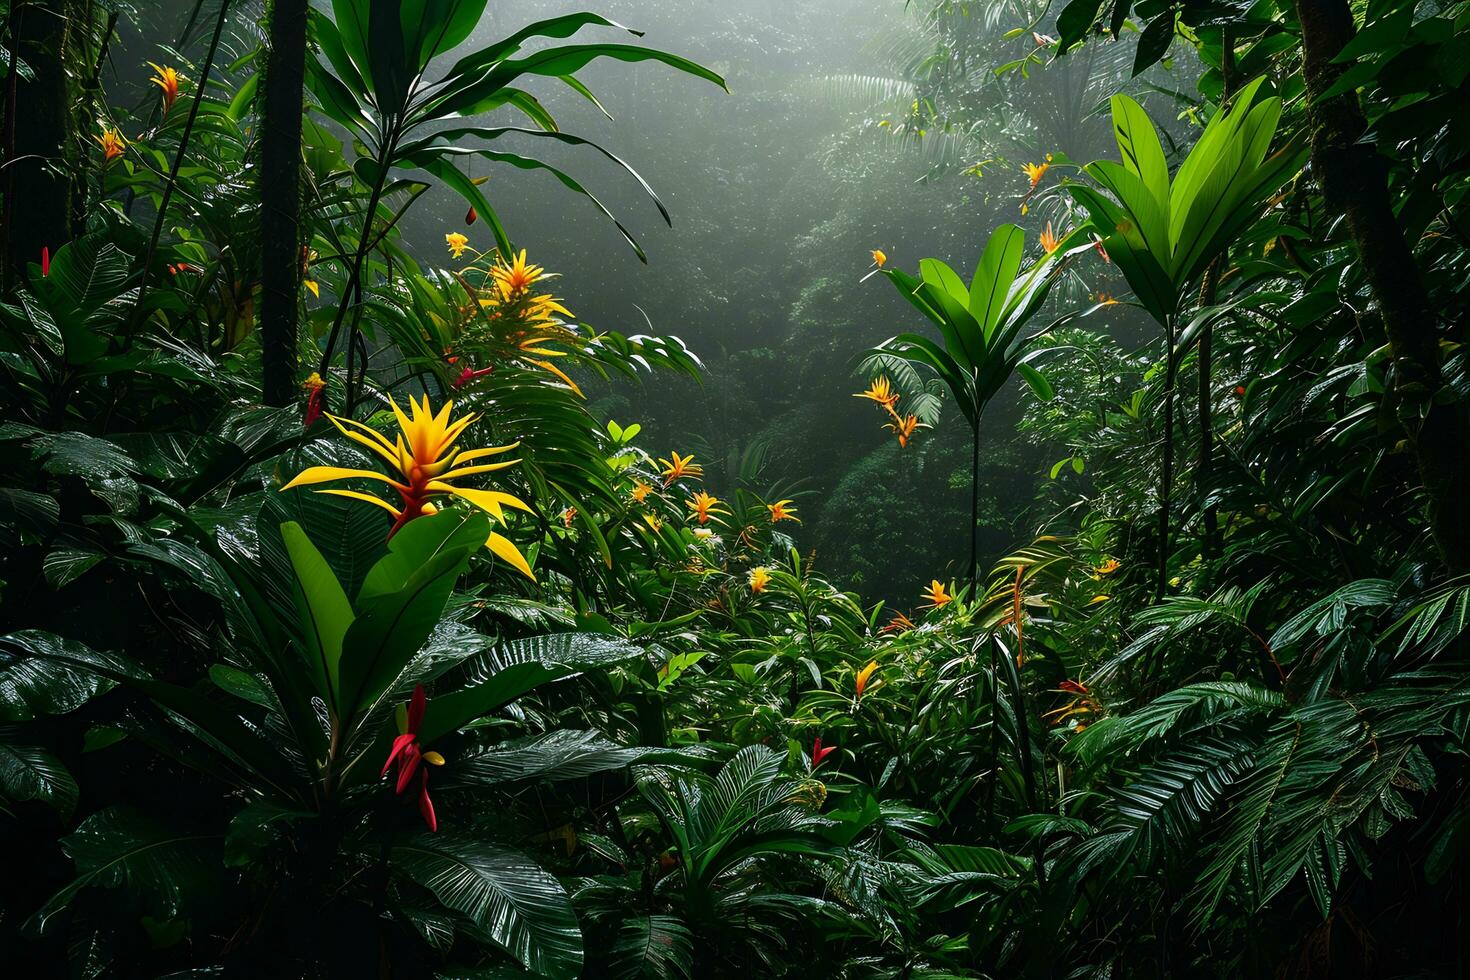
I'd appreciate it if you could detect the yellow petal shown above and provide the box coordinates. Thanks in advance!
[281,466,407,492]
[433,484,534,521]
[437,460,520,481]
[326,416,403,471]
[314,489,402,517]
[486,531,536,581]
[451,443,520,464]
[422,751,446,766]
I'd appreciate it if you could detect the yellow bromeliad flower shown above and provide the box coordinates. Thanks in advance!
[148,62,181,114]
[95,127,125,163]
[686,490,728,525]
[456,249,584,396]
[630,480,653,503]
[855,375,900,416]
[766,499,799,523]
[490,249,547,299]
[658,451,702,486]
[920,579,953,609]
[748,566,772,593]
[854,660,880,699]
[445,233,469,259]
[1094,558,1121,577]
[280,395,535,579]
[1022,154,1053,188]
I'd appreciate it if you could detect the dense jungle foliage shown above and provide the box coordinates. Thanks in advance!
[2,0,1470,976]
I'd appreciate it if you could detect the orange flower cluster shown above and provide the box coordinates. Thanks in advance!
[855,375,925,449]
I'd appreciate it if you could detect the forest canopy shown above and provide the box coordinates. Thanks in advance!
[1,0,1469,977]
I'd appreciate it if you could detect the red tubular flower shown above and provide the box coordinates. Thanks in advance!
[382,685,445,831]
[40,247,49,278]
[452,364,494,389]
[811,736,836,770]
[465,206,478,225]
[302,372,326,428]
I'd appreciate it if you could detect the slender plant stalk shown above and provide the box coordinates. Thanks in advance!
[136,0,232,315]
[1156,314,1177,600]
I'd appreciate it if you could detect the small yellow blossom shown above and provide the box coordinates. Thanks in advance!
[748,566,772,593]
[1093,558,1121,577]
[1022,154,1053,189]
[766,499,800,523]
[658,451,703,486]
[885,413,921,448]
[148,62,181,114]
[95,127,126,163]
[686,490,728,526]
[855,660,880,699]
[855,376,900,416]
[631,480,653,503]
[445,232,469,259]
[920,579,953,609]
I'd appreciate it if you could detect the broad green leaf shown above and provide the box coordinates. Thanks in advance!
[281,521,355,707]
[393,835,582,979]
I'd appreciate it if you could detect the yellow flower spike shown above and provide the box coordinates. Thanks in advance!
[855,660,880,699]
[854,376,900,416]
[1093,558,1121,577]
[748,566,772,593]
[147,62,181,114]
[1039,221,1060,254]
[490,249,551,299]
[95,127,126,163]
[658,451,703,486]
[281,396,536,579]
[446,232,469,259]
[766,499,800,523]
[1022,159,1050,188]
[920,579,953,609]
[631,480,653,504]
[422,751,446,766]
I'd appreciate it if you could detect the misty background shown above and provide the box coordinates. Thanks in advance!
[117,0,1161,601]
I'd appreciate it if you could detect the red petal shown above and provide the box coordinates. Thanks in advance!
[40,247,50,277]
[382,732,417,776]
[418,769,437,831]
[407,684,427,733]
[395,742,422,794]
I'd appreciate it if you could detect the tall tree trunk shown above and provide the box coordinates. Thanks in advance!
[1293,0,1470,571]
[258,0,308,406]
[2,0,74,289]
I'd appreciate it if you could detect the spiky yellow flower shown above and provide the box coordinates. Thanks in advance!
[147,62,181,114]
[767,499,799,523]
[1022,154,1053,188]
[445,233,469,259]
[871,249,887,268]
[95,127,125,163]
[1093,558,1121,577]
[855,376,900,416]
[658,451,702,486]
[686,490,728,526]
[280,395,535,579]
[855,661,880,699]
[1039,221,1059,253]
[490,249,548,299]
[920,579,953,609]
[631,480,653,503]
[748,566,772,593]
